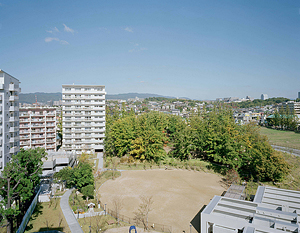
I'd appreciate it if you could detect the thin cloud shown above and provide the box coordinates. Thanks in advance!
[129,47,148,53]
[63,24,75,34]
[45,37,59,42]
[46,27,59,34]
[45,37,69,45]
[60,40,69,45]
[124,27,133,33]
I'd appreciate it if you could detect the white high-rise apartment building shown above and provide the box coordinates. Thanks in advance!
[0,70,21,172]
[62,85,105,154]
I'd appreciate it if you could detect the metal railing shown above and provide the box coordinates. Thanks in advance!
[16,187,41,233]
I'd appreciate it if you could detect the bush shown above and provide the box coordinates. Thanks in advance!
[225,169,240,185]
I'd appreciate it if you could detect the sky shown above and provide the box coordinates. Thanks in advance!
[0,0,299,100]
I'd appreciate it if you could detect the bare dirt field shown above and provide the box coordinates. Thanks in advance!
[99,169,226,233]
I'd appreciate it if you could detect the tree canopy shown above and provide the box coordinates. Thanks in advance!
[105,106,290,182]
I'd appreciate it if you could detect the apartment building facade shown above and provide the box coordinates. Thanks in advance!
[0,70,21,172]
[62,85,105,154]
[19,107,57,151]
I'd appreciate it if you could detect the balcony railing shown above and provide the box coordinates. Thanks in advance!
[9,106,19,112]
[10,146,19,154]
[9,95,19,101]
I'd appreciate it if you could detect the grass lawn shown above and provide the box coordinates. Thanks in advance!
[25,200,71,233]
[277,152,300,191]
[78,214,125,232]
[259,127,300,150]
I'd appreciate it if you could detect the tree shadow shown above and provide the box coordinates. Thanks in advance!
[206,163,227,175]
[25,203,44,231]
[37,227,64,232]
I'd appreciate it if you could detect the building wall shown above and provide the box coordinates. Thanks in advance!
[62,85,106,154]
[0,70,20,172]
[19,107,57,151]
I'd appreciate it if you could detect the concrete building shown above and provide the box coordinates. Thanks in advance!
[0,70,21,172]
[200,186,300,233]
[261,94,268,100]
[298,92,300,99]
[42,151,77,176]
[19,107,57,151]
[62,85,105,154]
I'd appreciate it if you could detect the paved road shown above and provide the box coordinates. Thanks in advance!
[97,152,103,170]
[60,189,84,233]
[271,145,300,157]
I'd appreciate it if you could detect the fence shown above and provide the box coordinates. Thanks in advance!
[16,187,41,233]
[99,201,172,233]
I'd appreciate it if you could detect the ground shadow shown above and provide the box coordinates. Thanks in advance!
[190,205,207,233]
[218,178,230,189]
[37,227,64,232]
[25,203,44,231]
[206,163,227,175]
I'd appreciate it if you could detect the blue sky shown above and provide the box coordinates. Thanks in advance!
[0,0,299,100]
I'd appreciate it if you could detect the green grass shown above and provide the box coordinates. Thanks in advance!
[24,201,71,233]
[259,127,300,150]
[277,152,300,191]
[78,214,126,233]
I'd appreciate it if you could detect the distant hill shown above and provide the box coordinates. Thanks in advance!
[19,92,180,103]
[19,92,62,104]
[106,93,176,100]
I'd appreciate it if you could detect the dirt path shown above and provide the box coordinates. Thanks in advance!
[99,169,225,233]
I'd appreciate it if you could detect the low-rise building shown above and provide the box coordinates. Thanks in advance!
[200,186,300,233]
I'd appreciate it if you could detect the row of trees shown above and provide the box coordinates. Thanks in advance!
[105,106,290,182]
[234,97,291,109]
[267,105,298,130]
[0,148,46,233]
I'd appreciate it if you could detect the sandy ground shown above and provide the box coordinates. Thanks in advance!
[99,169,226,233]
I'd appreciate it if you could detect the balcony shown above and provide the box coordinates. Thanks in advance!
[0,117,2,123]
[32,124,45,127]
[19,118,30,122]
[9,136,20,143]
[9,127,18,133]
[10,146,19,154]
[20,124,30,128]
[9,95,19,101]
[9,84,19,91]
[20,142,30,146]
[0,84,4,90]
[9,106,19,112]
[9,116,19,122]
[31,130,45,133]
[32,140,45,145]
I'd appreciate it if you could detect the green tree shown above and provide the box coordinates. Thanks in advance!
[74,162,94,191]
[0,148,46,233]
[54,167,75,188]
[81,185,94,202]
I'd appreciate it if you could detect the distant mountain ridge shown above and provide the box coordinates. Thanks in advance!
[19,92,180,103]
